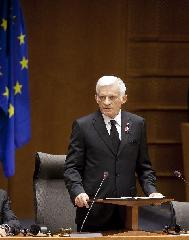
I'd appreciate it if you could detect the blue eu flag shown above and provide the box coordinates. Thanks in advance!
[0,0,31,177]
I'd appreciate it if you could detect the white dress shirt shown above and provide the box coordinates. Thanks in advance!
[102,110,121,140]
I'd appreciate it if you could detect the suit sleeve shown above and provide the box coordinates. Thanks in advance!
[64,120,86,202]
[2,191,21,234]
[136,119,157,196]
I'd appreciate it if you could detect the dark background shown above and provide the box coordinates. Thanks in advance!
[1,0,189,220]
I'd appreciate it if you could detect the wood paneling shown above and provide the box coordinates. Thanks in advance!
[137,178,185,201]
[134,111,187,142]
[127,0,189,201]
[128,0,189,41]
[128,43,189,76]
[156,178,185,201]
[127,78,189,109]
[148,144,183,175]
[128,0,159,39]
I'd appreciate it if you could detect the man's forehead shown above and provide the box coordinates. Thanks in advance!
[98,83,119,89]
[98,84,120,93]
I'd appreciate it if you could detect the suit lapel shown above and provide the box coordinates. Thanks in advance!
[118,111,131,155]
[93,111,116,156]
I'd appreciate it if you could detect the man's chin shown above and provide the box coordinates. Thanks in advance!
[102,110,114,118]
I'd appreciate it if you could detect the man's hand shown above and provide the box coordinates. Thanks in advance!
[0,227,6,237]
[149,192,164,198]
[75,193,89,208]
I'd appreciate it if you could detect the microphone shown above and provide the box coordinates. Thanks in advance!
[30,225,41,235]
[174,170,189,185]
[20,224,50,236]
[80,171,109,232]
[0,225,18,236]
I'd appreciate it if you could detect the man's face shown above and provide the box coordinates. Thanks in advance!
[95,84,127,118]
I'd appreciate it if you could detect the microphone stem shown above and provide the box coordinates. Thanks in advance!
[80,177,106,232]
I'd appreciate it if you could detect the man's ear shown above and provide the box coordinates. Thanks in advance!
[95,94,98,103]
[122,94,127,104]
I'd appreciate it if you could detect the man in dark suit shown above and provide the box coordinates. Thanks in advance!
[0,189,20,236]
[64,76,163,232]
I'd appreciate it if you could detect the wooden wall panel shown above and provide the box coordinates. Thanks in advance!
[156,178,185,201]
[128,0,159,39]
[127,78,189,109]
[148,144,183,175]
[158,0,189,40]
[135,111,188,142]
[128,43,189,76]
[127,0,189,201]
[128,0,189,41]
[127,43,158,75]
[137,178,185,201]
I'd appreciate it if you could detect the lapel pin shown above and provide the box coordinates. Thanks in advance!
[125,123,130,133]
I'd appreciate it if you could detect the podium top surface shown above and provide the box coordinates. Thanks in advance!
[94,197,173,207]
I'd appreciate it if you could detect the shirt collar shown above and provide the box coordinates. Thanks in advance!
[102,110,121,126]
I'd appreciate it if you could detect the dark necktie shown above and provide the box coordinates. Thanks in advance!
[110,120,120,152]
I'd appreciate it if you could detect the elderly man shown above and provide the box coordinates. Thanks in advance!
[0,189,20,236]
[64,76,163,232]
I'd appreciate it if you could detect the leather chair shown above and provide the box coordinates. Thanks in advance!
[139,201,189,232]
[33,152,189,233]
[33,152,76,233]
[171,201,189,230]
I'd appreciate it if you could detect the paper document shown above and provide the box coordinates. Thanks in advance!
[70,233,103,238]
[105,196,164,200]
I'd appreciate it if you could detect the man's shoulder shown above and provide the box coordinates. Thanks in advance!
[75,111,144,123]
[76,112,97,124]
[123,111,144,122]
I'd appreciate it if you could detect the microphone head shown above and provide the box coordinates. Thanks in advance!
[30,224,40,235]
[103,171,109,179]
[174,170,182,178]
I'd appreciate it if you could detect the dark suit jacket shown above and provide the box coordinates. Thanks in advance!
[64,110,157,227]
[0,189,20,234]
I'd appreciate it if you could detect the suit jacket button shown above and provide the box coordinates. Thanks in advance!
[116,173,120,177]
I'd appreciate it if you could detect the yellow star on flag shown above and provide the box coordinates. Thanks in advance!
[3,86,9,98]
[20,56,28,69]
[1,18,7,31]
[18,33,25,45]
[14,81,22,95]
[8,104,14,118]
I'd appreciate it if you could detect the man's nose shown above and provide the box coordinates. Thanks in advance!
[104,97,111,104]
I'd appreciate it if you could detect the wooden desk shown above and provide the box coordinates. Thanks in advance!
[1,231,189,240]
[95,198,173,231]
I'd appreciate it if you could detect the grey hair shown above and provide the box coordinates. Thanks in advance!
[96,76,126,96]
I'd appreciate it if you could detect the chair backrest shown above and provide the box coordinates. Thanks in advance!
[171,201,189,229]
[33,152,76,233]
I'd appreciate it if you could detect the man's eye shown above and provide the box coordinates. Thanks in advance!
[98,96,118,101]
[110,96,118,101]
[99,96,106,101]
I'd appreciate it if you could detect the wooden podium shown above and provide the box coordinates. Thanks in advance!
[95,197,173,231]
